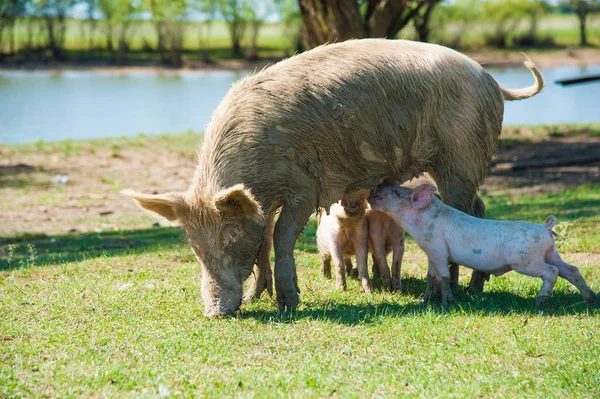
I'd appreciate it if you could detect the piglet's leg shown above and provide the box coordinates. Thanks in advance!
[345,258,358,279]
[514,262,559,307]
[391,238,405,292]
[330,245,347,291]
[372,247,392,291]
[355,242,373,294]
[424,268,440,302]
[546,249,596,304]
[321,254,332,279]
[428,255,453,306]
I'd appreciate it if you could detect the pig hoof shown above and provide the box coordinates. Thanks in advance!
[534,295,549,308]
[349,268,359,279]
[392,280,401,292]
[423,290,435,302]
[242,293,255,303]
[277,290,299,313]
[362,281,374,294]
[585,292,597,305]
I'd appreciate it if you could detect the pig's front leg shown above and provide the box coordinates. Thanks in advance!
[371,246,392,291]
[428,255,453,306]
[424,268,441,301]
[355,243,373,294]
[273,200,314,312]
[243,210,275,303]
[391,238,405,292]
[345,258,358,279]
[321,254,332,279]
[330,244,347,290]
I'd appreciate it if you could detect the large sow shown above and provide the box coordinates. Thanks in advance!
[124,39,543,317]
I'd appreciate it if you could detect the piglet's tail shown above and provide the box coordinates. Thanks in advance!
[544,215,559,237]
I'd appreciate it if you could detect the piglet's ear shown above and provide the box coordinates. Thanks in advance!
[409,184,437,210]
[122,190,186,221]
[214,184,264,222]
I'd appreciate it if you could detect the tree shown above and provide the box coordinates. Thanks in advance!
[97,0,139,63]
[216,0,251,56]
[0,0,27,54]
[145,0,188,65]
[33,0,77,59]
[297,0,441,49]
[564,0,600,46]
[246,0,276,59]
[432,0,484,48]
[98,0,117,50]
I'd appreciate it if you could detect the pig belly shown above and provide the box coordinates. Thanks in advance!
[448,247,508,273]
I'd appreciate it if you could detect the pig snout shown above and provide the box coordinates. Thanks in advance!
[341,198,362,213]
[203,295,242,318]
[201,267,244,318]
[368,186,388,208]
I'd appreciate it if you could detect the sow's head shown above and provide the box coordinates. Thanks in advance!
[123,184,264,318]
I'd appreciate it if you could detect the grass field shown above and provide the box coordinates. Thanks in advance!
[1,128,599,397]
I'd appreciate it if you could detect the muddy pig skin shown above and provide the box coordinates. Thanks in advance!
[369,184,597,307]
[317,196,405,292]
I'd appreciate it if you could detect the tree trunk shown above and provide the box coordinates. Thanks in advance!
[155,21,167,63]
[8,21,15,54]
[298,0,364,49]
[44,16,59,58]
[577,6,587,47]
[414,1,438,42]
[298,0,436,49]
[105,22,113,52]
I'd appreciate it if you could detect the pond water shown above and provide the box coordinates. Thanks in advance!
[0,65,599,145]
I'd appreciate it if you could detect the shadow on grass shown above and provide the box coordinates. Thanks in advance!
[241,273,598,323]
[0,163,55,189]
[241,290,598,324]
[0,226,187,270]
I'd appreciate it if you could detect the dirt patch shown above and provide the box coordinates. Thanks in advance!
[0,134,598,236]
[485,137,600,195]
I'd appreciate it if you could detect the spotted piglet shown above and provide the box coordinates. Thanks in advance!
[368,184,597,307]
[317,195,405,293]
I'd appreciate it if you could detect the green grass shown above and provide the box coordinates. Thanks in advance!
[1,132,600,397]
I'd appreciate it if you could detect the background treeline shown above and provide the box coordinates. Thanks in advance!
[0,0,599,66]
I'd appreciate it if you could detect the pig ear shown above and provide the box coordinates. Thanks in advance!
[122,189,186,221]
[214,184,264,222]
[409,184,437,210]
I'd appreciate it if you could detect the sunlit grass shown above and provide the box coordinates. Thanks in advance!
[1,129,599,397]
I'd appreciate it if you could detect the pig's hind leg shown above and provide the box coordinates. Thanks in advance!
[513,261,559,307]
[546,248,596,304]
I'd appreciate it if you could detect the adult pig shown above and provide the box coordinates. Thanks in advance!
[123,39,543,317]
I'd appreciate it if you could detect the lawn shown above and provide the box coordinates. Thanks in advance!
[1,128,599,397]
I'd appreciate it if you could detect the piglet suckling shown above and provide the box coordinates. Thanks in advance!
[317,195,405,292]
[368,184,597,307]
